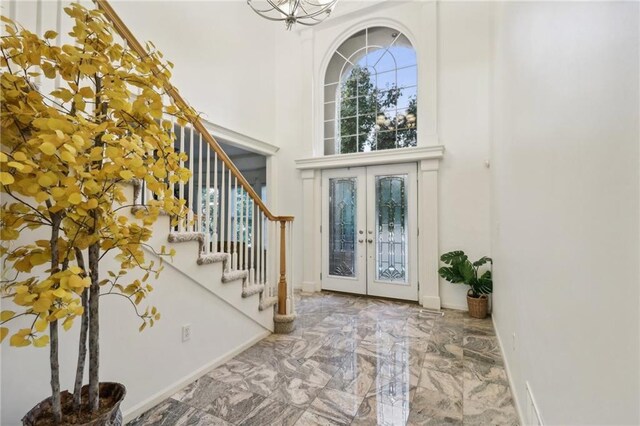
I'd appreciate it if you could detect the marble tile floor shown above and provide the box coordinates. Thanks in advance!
[129,291,519,426]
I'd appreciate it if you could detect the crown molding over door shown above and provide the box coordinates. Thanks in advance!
[296,145,444,170]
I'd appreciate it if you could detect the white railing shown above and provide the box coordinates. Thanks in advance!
[135,118,279,301]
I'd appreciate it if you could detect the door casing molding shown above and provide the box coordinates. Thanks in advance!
[296,146,444,308]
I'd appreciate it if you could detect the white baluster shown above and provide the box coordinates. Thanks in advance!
[144,179,153,207]
[242,191,248,272]
[258,211,263,287]
[178,125,185,232]
[187,127,194,231]
[227,170,232,264]
[204,143,210,254]
[250,199,256,284]
[213,152,218,251]
[239,190,244,271]
[197,132,203,241]
[234,177,239,270]
[220,162,226,254]
[264,218,275,297]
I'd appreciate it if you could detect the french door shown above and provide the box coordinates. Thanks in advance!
[321,163,418,301]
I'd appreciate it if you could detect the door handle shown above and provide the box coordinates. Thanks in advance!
[367,239,373,243]
[358,239,364,243]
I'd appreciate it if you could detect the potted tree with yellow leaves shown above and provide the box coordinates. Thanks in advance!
[1,3,193,424]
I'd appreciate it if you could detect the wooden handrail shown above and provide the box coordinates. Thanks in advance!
[94,0,293,223]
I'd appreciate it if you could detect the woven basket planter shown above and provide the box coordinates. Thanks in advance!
[467,292,488,319]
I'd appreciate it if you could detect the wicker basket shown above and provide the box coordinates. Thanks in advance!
[467,292,488,319]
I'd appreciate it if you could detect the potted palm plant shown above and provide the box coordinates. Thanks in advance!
[1,3,193,424]
[438,251,492,319]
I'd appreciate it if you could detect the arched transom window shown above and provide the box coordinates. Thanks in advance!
[324,27,417,155]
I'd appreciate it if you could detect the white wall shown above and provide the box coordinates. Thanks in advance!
[0,213,268,425]
[110,0,279,144]
[437,2,493,309]
[7,0,279,143]
[491,2,640,424]
[273,1,493,309]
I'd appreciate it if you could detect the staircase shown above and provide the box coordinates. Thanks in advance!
[97,0,296,333]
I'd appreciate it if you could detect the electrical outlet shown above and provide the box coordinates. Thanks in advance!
[182,324,191,342]
[512,332,516,351]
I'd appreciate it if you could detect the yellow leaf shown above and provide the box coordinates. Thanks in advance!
[68,274,88,288]
[62,317,73,331]
[51,187,66,199]
[68,266,83,275]
[35,319,48,332]
[71,134,85,147]
[15,285,29,294]
[60,150,75,163]
[0,172,14,185]
[48,118,74,133]
[0,152,7,162]
[119,170,134,180]
[0,327,8,342]
[0,310,15,321]
[79,63,97,75]
[10,333,30,347]
[52,288,67,298]
[33,335,50,347]
[38,174,54,187]
[13,152,27,161]
[33,297,52,313]
[39,142,57,156]
[35,192,49,203]
[7,161,24,170]
[78,87,94,98]
[44,30,57,39]
[68,193,83,205]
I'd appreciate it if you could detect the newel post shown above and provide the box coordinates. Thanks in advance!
[277,219,287,315]
[274,216,296,334]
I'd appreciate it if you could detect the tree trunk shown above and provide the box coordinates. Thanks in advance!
[49,214,62,424]
[73,248,89,411]
[87,242,100,412]
[86,74,107,413]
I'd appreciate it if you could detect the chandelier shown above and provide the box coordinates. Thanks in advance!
[247,0,339,30]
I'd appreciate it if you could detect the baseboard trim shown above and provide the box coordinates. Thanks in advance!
[421,295,441,310]
[122,330,270,423]
[440,302,467,311]
[492,315,525,425]
[301,281,316,293]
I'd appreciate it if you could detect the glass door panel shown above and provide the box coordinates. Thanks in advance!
[322,168,367,295]
[329,178,357,277]
[366,163,418,301]
[375,175,408,283]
